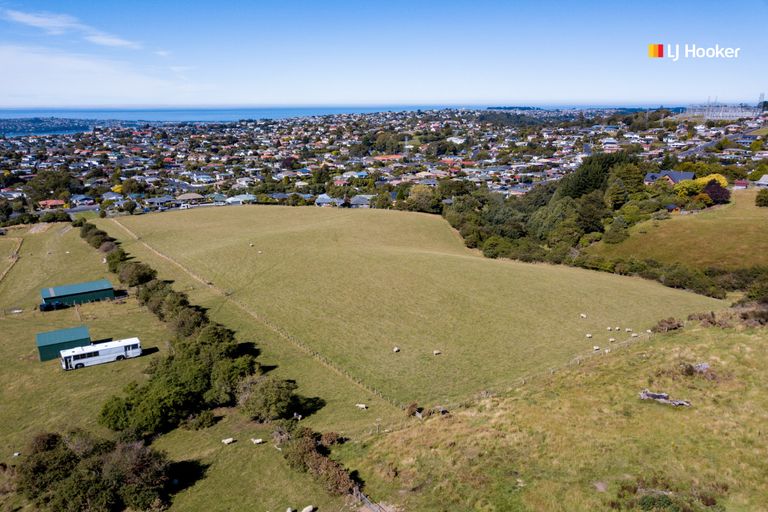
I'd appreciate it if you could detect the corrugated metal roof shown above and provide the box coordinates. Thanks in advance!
[35,326,91,347]
[41,279,113,299]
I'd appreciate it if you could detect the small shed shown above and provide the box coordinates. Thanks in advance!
[35,326,91,361]
[41,279,115,306]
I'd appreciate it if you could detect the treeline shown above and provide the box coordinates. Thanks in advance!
[67,220,362,504]
[442,152,763,298]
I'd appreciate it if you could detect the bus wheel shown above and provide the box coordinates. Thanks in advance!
[75,363,84,369]
[116,356,125,361]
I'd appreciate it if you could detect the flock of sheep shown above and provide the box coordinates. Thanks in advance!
[581,313,651,352]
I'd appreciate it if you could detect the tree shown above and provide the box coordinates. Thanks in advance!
[603,216,629,244]
[123,200,137,215]
[702,180,730,204]
[238,376,298,422]
[756,189,768,208]
[118,262,157,287]
[604,178,629,209]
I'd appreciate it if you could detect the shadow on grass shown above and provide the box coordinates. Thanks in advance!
[141,346,160,356]
[294,395,326,419]
[166,459,209,497]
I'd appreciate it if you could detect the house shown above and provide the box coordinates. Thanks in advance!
[35,326,91,362]
[102,191,124,202]
[38,199,65,209]
[70,194,95,206]
[349,195,373,208]
[41,279,115,307]
[225,194,256,205]
[315,193,342,207]
[643,171,695,186]
[732,179,749,190]
[176,192,204,203]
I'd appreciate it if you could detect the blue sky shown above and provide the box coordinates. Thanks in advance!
[0,0,766,107]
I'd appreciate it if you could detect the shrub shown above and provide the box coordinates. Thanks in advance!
[481,236,513,259]
[118,262,157,287]
[652,317,683,333]
[756,189,768,208]
[603,217,629,244]
[99,241,117,253]
[746,276,768,305]
[238,376,298,422]
[106,247,128,273]
[182,410,216,430]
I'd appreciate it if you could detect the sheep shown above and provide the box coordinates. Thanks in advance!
[646,329,653,334]
[433,350,442,356]
[586,333,593,339]
[593,346,600,351]
[607,327,613,331]
[258,250,262,254]
[249,242,254,247]
[250,438,264,445]
[609,337,616,343]
[631,333,639,338]
[615,326,620,331]
[604,348,611,354]
[301,506,315,512]
[393,346,400,353]
[579,313,587,319]
[355,403,368,410]
[221,438,235,445]
[625,328,632,332]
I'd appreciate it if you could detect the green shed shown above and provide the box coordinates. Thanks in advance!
[41,279,115,306]
[35,326,91,362]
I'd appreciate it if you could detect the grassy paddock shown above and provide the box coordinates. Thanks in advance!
[0,225,172,456]
[588,189,768,269]
[339,324,768,510]
[101,207,722,408]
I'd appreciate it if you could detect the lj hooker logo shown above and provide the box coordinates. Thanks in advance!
[648,43,741,61]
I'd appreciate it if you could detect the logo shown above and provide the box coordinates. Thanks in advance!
[648,43,740,61]
[648,44,664,58]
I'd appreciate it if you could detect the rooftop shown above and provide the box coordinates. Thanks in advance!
[41,279,114,300]
[35,326,91,347]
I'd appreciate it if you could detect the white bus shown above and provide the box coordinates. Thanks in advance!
[60,337,142,370]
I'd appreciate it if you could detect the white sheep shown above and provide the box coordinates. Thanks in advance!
[221,438,235,445]
[593,345,600,351]
[433,350,442,356]
[579,313,587,319]
[393,346,400,353]
[604,348,611,354]
[607,327,613,331]
[646,329,653,334]
[586,333,593,339]
[615,326,620,331]
[249,242,254,247]
[631,333,639,338]
[251,438,264,445]
[355,403,368,410]
[625,328,632,332]
[609,337,616,343]
[301,506,315,512]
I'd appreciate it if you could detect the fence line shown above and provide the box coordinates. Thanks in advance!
[0,237,24,284]
[109,218,404,410]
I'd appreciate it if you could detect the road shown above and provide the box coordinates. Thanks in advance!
[678,132,744,158]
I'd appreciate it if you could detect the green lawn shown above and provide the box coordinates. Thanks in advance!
[339,323,768,510]
[98,207,723,409]
[588,189,768,270]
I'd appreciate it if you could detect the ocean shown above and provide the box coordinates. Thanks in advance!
[0,106,466,123]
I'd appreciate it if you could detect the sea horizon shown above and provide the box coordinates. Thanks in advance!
[0,103,693,123]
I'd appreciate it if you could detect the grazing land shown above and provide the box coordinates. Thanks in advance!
[338,323,768,510]
[99,207,723,409]
[588,189,768,269]
[0,225,173,455]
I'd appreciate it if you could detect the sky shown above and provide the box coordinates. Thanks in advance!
[0,0,766,107]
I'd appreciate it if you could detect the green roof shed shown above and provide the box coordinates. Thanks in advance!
[35,326,91,362]
[41,279,115,306]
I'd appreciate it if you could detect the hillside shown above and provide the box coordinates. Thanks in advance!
[337,321,768,511]
[588,189,768,270]
[0,224,349,511]
[99,206,723,410]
